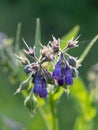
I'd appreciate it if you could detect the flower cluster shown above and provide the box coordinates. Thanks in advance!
[15,36,79,98]
[52,54,74,86]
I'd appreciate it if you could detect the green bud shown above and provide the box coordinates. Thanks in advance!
[24,93,37,114]
[20,58,29,65]
[14,75,31,95]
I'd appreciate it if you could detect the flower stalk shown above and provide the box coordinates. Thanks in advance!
[49,92,59,130]
[38,107,52,130]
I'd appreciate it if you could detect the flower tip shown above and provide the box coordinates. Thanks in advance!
[65,75,73,85]
[57,78,64,86]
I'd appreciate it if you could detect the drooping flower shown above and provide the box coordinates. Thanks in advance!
[52,55,65,86]
[68,56,77,68]
[57,78,64,86]
[65,64,73,85]
[33,74,42,95]
[52,59,64,81]
[33,74,47,98]
[39,78,47,98]
[39,87,47,98]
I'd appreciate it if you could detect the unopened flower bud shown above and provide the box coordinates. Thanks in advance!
[67,37,78,48]
[24,94,37,114]
[22,38,35,57]
[50,36,60,52]
[41,46,52,57]
[68,56,77,67]
[21,58,29,65]
[15,54,29,65]
[24,63,38,74]
[72,69,79,78]
[46,54,54,61]
[14,75,31,95]
[23,47,35,57]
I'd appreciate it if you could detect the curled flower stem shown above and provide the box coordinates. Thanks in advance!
[79,35,98,64]
[49,92,59,130]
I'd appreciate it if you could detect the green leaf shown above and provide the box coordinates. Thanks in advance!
[79,35,98,64]
[60,25,80,49]
[0,73,32,130]
[70,78,96,130]
[15,23,22,53]
[73,116,93,130]
[35,18,41,58]
[53,87,64,101]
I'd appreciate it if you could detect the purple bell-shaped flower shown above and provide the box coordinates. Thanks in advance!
[65,64,73,85]
[39,87,47,98]
[40,78,47,98]
[57,78,64,86]
[52,61,62,80]
[33,74,42,94]
[52,59,65,86]
[33,74,47,98]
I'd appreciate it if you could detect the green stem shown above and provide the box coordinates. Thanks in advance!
[79,35,98,64]
[49,93,59,130]
[38,107,52,130]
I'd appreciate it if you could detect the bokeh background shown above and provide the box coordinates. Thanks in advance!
[0,0,98,130]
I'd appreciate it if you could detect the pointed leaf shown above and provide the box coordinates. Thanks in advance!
[53,87,64,101]
[35,18,41,58]
[71,78,96,121]
[79,35,98,64]
[15,23,22,53]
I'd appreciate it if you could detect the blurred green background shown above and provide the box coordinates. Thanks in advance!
[0,0,98,130]
[0,0,98,77]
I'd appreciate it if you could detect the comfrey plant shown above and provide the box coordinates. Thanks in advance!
[15,35,79,98]
[1,19,98,130]
[13,19,98,130]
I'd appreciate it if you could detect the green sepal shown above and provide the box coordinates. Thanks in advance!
[14,74,31,95]
[24,93,37,114]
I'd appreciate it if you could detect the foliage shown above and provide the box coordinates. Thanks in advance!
[0,19,98,130]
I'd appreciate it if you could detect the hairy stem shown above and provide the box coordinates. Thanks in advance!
[38,107,52,130]
[49,93,59,130]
